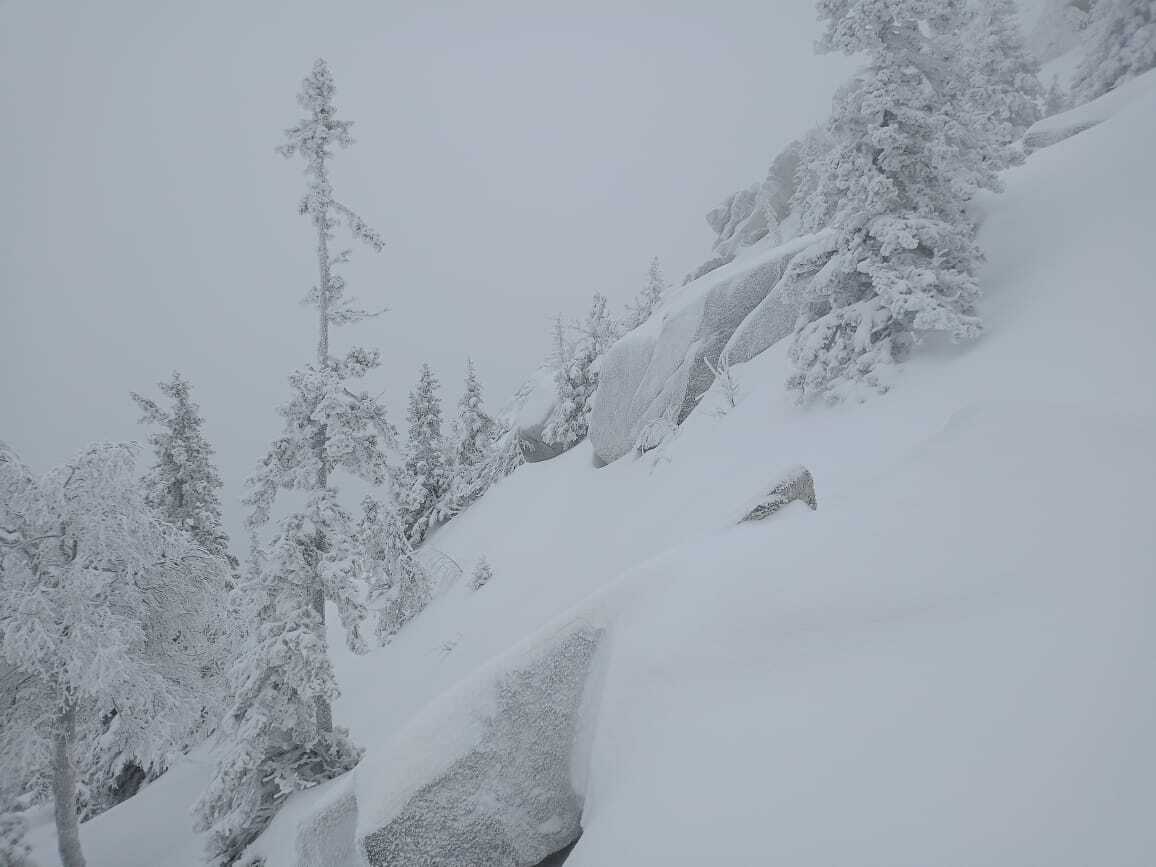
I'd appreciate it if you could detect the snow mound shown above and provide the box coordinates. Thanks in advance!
[570,403,1156,866]
[1025,66,1156,150]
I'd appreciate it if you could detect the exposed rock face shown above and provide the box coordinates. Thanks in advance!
[722,234,836,367]
[361,627,602,867]
[590,235,830,466]
[739,466,817,523]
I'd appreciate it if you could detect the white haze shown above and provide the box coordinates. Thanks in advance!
[0,0,853,539]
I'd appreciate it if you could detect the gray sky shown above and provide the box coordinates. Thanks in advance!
[0,0,853,539]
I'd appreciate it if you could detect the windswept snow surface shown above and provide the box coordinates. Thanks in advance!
[29,68,1156,867]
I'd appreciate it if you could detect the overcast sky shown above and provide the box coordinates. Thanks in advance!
[0,0,854,539]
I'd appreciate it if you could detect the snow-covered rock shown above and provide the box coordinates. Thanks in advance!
[589,233,827,465]
[705,184,766,262]
[499,367,564,463]
[357,623,603,867]
[738,465,817,523]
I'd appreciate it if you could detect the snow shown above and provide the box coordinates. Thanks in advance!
[1025,66,1156,149]
[25,749,215,867]
[27,55,1156,867]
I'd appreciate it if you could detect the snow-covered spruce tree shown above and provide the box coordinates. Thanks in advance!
[455,358,495,469]
[542,294,619,448]
[1072,0,1156,100]
[395,364,451,545]
[195,59,416,866]
[131,372,234,567]
[787,0,1003,402]
[126,371,236,793]
[0,442,226,867]
[966,0,1044,151]
[793,126,838,233]
[623,257,667,331]
[426,358,499,524]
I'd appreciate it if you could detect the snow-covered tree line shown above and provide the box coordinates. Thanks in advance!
[390,259,671,545]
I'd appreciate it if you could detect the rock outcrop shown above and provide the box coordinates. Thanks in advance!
[589,234,830,466]
[360,626,602,867]
[739,466,818,523]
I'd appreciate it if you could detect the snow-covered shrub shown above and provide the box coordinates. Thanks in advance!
[470,556,494,590]
[633,417,677,455]
[704,351,740,413]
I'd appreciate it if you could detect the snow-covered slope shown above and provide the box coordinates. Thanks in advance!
[30,69,1156,867]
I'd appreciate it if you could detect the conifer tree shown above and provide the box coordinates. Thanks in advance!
[131,372,233,567]
[623,257,668,330]
[397,364,451,545]
[543,294,619,448]
[1072,0,1156,100]
[1,442,226,867]
[788,0,1002,401]
[456,358,495,469]
[967,0,1044,150]
[195,59,417,866]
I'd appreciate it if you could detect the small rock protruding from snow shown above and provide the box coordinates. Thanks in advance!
[739,466,818,523]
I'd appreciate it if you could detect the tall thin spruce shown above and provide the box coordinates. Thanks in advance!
[273,57,385,733]
[195,60,417,866]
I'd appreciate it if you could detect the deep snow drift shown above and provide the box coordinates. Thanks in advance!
[28,70,1156,867]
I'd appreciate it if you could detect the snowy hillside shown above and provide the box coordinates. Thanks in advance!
[26,66,1156,866]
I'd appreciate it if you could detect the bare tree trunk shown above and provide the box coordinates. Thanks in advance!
[52,699,86,867]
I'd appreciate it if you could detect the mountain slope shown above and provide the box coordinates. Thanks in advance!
[29,69,1156,867]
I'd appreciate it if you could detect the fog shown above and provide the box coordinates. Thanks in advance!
[0,0,853,538]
